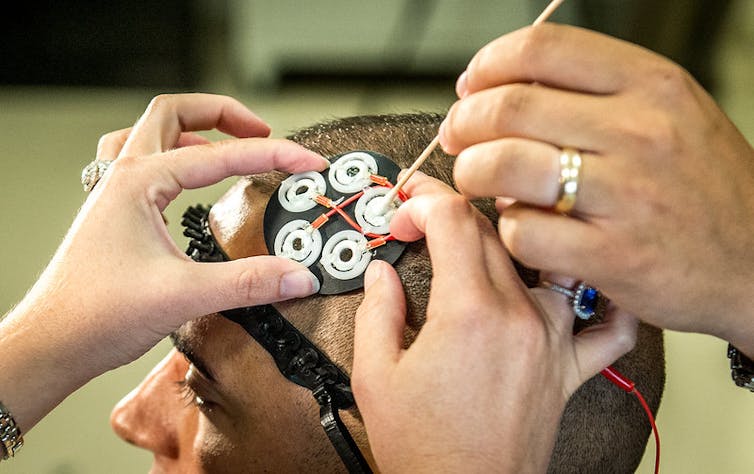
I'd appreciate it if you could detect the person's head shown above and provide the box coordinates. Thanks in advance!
[110,113,665,473]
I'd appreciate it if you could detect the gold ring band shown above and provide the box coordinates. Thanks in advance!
[554,148,582,214]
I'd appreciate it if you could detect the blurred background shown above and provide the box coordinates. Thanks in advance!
[0,1,752,472]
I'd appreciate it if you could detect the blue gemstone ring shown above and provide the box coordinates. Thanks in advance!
[539,280,603,320]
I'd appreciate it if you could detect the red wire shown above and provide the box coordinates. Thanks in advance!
[314,182,406,240]
[601,366,660,474]
[633,387,660,474]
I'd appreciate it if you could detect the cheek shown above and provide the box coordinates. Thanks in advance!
[192,419,237,473]
[190,391,338,473]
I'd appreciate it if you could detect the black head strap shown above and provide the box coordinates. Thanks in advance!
[182,204,371,474]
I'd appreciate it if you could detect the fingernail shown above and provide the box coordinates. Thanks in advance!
[281,270,321,298]
[455,70,469,98]
[364,261,383,290]
[438,120,448,150]
[307,151,329,170]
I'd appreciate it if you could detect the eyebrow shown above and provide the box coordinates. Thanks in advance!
[169,330,216,381]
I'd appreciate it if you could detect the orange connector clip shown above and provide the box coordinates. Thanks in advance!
[311,214,329,229]
[370,174,390,186]
[314,195,333,208]
[366,236,389,250]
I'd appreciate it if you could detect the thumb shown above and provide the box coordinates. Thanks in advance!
[352,261,406,401]
[572,307,638,386]
[178,255,320,317]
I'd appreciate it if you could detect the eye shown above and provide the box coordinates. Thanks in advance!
[177,364,215,412]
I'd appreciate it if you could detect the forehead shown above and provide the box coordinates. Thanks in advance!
[210,175,282,260]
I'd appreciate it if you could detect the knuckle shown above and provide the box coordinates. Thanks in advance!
[493,84,531,129]
[646,62,694,105]
[435,194,475,220]
[610,231,653,276]
[350,364,370,399]
[444,100,469,148]
[517,25,553,79]
[109,154,139,172]
[97,131,120,150]
[499,217,531,259]
[613,110,681,160]
[144,94,175,117]
[469,40,496,79]
[644,115,681,157]
[234,267,268,303]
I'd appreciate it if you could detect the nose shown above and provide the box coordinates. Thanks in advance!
[110,349,189,458]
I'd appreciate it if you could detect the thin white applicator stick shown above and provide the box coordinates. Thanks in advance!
[533,0,565,26]
[380,135,439,209]
[378,0,566,213]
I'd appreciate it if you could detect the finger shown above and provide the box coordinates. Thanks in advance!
[396,177,520,292]
[537,271,578,293]
[454,138,612,216]
[120,93,271,157]
[97,128,132,161]
[498,204,604,278]
[175,132,212,148]
[353,261,407,394]
[461,24,649,97]
[495,197,516,213]
[572,307,638,382]
[177,255,320,315]
[138,138,326,206]
[401,170,458,198]
[390,194,511,297]
[97,128,210,161]
[441,84,623,156]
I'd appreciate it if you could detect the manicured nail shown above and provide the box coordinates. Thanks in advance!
[438,120,447,144]
[456,70,469,98]
[281,270,321,298]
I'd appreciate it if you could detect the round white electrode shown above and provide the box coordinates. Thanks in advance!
[320,230,371,280]
[274,219,323,267]
[328,152,378,193]
[278,171,327,213]
[354,186,398,235]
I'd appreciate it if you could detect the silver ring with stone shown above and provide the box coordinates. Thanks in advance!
[539,280,603,320]
[81,160,113,192]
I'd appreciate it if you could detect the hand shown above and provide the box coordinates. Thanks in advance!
[442,23,754,353]
[351,174,636,473]
[0,93,328,432]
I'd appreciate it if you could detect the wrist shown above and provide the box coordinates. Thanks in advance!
[0,304,101,433]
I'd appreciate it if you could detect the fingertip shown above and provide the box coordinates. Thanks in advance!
[364,260,386,290]
[280,270,321,298]
[438,120,449,151]
[456,70,469,98]
[244,113,271,138]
